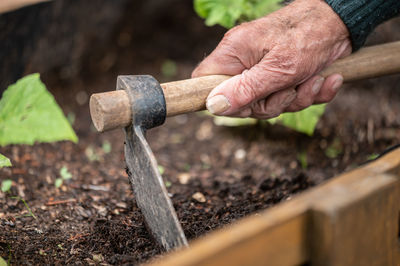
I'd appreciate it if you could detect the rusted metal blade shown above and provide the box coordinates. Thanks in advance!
[124,124,188,250]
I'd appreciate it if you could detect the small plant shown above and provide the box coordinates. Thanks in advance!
[102,140,112,154]
[0,154,11,168]
[297,150,308,170]
[158,165,165,175]
[55,166,73,188]
[194,0,326,136]
[85,146,100,162]
[161,59,178,78]
[1,179,12,193]
[11,196,37,220]
[0,74,78,167]
[325,138,343,158]
[367,153,379,161]
[164,181,172,188]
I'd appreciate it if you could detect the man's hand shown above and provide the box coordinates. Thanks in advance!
[192,0,351,118]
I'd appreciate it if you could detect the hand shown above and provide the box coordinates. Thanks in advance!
[192,0,352,119]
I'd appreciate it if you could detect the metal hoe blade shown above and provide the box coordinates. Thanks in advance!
[118,75,188,251]
[124,125,188,250]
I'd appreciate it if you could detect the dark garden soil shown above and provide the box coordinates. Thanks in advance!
[1,2,400,265]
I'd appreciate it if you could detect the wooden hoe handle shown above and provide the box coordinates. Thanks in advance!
[90,41,400,132]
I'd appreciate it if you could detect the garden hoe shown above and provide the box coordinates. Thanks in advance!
[89,41,400,251]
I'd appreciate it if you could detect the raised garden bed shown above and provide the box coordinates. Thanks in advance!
[1,1,400,265]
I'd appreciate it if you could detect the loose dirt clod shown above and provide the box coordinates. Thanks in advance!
[192,192,207,203]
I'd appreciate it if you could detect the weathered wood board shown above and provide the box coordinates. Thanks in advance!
[148,148,400,266]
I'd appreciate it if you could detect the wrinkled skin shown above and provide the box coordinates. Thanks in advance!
[192,0,352,118]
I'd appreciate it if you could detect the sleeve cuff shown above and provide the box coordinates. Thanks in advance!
[324,0,400,51]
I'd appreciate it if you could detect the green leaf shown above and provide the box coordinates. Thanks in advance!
[0,256,7,266]
[243,0,281,21]
[271,105,326,136]
[158,165,165,175]
[1,179,12,193]
[165,181,172,188]
[194,0,247,28]
[161,59,178,78]
[55,178,63,188]
[325,138,343,158]
[194,0,281,28]
[0,73,78,146]
[297,150,308,169]
[60,166,72,180]
[213,116,257,126]
[102,140,112,154]
[0,153,11,168]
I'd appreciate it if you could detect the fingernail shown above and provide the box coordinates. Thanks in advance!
[332,76,343,91]
[206,95,231,114]
[312,77,325,94]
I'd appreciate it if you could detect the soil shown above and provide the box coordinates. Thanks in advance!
[1,2,400,265]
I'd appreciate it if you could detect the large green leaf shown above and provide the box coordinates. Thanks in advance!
[0,153,11,168]
[194,0,281,28]
[243,0,281,20]
[211,104,326,136]
[214,116,257,126]
[194,0,247,28]
[275,104,326,136]
[0,73,78,146]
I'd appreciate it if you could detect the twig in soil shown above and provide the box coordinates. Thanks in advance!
[10,196,37,220]
[46,198,76,206]
[68,233,90,241]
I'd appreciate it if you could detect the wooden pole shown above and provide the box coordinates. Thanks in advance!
[90,41,400,132]
[0,0,51,13]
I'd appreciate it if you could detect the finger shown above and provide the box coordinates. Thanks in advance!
[206,51,299,116]
[191,29,248,78]
[250,87,297,119]
[192,48,245,78]
[314,74,343,103]
[285,75,324,112]
[229,108,253,118]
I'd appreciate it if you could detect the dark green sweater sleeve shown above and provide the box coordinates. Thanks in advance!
[324,0,400,51]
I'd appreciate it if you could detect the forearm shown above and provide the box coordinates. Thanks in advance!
[325,0,400,51]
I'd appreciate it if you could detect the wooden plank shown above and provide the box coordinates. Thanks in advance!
[309,173,400,265]
[149,206,309,266]
[148,148,400,266]
[0,0,51,14]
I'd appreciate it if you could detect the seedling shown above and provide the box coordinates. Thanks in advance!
[11,196,37,220]
[325,138,343,159]
[158,165,165,175]
[55,166,73,188]
[297,150,308,170]
[1,179,12,193]
[102,140,112,154]
[161,59,178,78]
[367,153,379,161]
[85,146,100,161]
[0,154,11,168]
[165,181,172,188]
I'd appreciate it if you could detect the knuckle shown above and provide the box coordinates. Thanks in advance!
[233,74,259,107]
